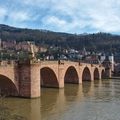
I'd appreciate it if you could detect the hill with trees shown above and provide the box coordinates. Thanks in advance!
[0,24,120,53]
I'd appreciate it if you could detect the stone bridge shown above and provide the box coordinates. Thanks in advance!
[0,60,111,98]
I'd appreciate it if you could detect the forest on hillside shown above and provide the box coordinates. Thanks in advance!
[0,24,120,53]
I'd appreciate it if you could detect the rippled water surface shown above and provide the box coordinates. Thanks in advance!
[1,79,120,120]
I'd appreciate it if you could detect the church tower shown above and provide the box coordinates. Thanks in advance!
[0,38,2,51]
[100,53,106,63]
[109,53,114,72]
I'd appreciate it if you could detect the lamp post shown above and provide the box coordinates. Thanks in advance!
[17,52,19,61]
[9,53,12,60]
[0,52,3,61]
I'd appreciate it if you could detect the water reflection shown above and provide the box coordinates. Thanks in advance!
[64,84,84,105]
[2,79,120,120]
[30,99,41,120]
[94,79,101,87]
[2,98,41,120]
[64,84,81,99]
[112,79,120,99]
[41,88,66,120]
[82,81,92,94]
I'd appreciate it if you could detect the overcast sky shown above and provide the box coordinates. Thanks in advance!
[0,0,120,34]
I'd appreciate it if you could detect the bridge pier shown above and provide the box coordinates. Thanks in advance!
[78,69,82,84]
[58,65,64,88]
[18,61,40,98]
[99,74,102,80]
[105,68,112,78]
[91,75,94,81]
[30,64,40,98]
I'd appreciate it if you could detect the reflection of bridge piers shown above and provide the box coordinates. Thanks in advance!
[0,60,111,98]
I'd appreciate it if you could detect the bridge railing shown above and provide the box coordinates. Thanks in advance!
[0,59,104,68]
[32,60,103,67]
[0,60,17,66]
[40,60,59,65]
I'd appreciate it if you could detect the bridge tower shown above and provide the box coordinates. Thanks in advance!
[28,41,37,60]
[102,56,112,78]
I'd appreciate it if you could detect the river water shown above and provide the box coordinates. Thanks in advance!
[1,79,120,120]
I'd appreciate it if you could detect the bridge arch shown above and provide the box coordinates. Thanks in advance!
[82,67,91,81]
[64,66,79,84]
[0,74,18,96]
[40,67,59,88]
[94,68,100,80]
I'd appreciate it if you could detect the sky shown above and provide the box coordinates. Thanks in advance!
[0,0,120,34]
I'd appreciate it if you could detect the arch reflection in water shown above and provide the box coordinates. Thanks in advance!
[94,68,100,80]
[93,79,112,101]
[0,74,18,96]
[113,79,120,97]
[94,79,101,87]
[64,84,84,102]
[101,79,111,88]
[82,81,93,96]
[41,88,66,120]
[101,70,106,79]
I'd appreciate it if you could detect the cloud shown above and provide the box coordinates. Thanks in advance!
[0,7,7,20]
[10,11,30,22]
[86,0,120,32]
[1,0,120,33]
[89,11,120,32]
[44,16,67,26]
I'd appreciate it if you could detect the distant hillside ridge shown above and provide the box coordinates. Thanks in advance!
[0,24,120,53]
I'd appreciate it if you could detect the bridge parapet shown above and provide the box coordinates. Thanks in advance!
[40,60,59,65]
[79,62,92,67]
[0,60,17,67]
[61,60,79,66]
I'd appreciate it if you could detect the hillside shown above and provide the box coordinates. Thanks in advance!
[0,24,120,53]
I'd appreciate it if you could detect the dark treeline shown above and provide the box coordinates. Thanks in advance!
[0,24,120,53]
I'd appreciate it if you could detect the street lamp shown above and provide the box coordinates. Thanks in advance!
[17,52,20,61]
[0,52,3,61]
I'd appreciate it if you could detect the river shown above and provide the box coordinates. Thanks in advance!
[1,79,120,120]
